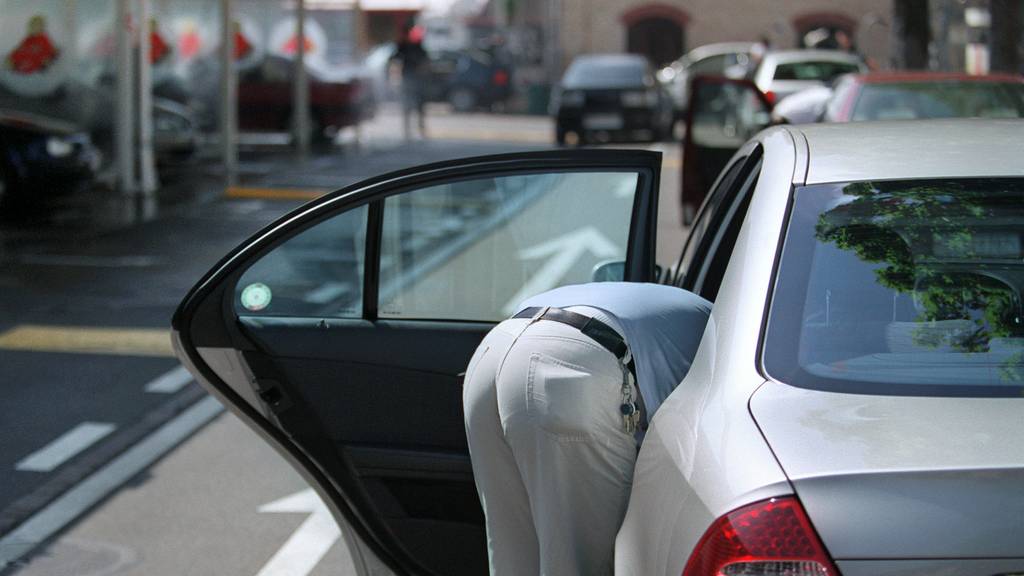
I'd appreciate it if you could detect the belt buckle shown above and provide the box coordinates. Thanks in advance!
[530,306,550,324]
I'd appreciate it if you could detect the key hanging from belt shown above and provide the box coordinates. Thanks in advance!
[619,360,641,434]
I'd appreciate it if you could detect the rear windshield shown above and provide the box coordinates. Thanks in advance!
[562,59,648,89]
[764,178,1024,397]
[773,60,860,81]
[851,82,1024,121]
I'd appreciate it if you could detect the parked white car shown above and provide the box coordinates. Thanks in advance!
[752,49,865,104]
[658,42,758,116]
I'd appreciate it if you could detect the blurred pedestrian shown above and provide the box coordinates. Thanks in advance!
[391,22,428,140]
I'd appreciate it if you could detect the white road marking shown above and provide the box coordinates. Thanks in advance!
[15,423,116,473]
[0,396,223,569]
[502,227,620,315]
[143,365,194,394]
[257,489,341,576]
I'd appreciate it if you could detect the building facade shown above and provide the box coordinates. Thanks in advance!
[556,0,893,68]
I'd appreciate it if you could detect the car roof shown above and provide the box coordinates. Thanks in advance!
[683,42,757,62]
[852,71,1024,84]
[762,49,864,65]
[570,53,647,66]
[784,119,1024,184]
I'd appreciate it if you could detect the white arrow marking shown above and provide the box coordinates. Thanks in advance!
[257,489,341,576]
[502,227,620,315]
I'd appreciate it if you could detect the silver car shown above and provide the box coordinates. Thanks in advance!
[753,49,866,104]
[658,42,758,116]
[173,120,1024,576]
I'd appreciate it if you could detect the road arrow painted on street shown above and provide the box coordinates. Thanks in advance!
[502,227,620,315]
[257,489,340,576]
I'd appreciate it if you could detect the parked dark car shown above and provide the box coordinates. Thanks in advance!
[237,56,375,144]
[422,48,513,112]
[552,53,674,145]
[153,98,200,165]
[0,110,101,213]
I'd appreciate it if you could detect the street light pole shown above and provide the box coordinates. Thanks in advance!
[293,0,310,158]
[220,0,237,186]
[115,0,137,196]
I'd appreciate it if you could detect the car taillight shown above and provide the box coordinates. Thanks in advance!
[683,497,839,576]
[763,90,776,105]
[492,69,509,86]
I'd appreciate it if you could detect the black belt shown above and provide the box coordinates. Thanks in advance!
[513,306,630,364]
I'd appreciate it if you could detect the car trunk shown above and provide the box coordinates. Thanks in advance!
[750,380,1024,564]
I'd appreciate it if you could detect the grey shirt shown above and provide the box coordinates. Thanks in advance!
[518,282,712,419]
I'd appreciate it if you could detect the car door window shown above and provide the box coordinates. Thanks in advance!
[672,156,748,284]
[234,205,367,317]
[677,145,763,299]
[692,160,760,301]
[378,171,639,321]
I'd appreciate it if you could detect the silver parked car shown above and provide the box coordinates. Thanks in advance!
[173,118,1024,576]
[658,42,758,117]
[752,49,866,104]
[624,116,1024,575]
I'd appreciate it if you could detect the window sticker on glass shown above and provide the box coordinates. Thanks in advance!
[240,282,272,312]
[233,204,367,318]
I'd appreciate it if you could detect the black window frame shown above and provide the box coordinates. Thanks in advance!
[676,145,764,298]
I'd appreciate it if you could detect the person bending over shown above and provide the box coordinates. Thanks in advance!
[463,282,711,575]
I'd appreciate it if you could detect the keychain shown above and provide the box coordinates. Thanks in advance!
[619,362,640,433]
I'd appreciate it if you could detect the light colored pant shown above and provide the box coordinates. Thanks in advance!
[463,317,639,576]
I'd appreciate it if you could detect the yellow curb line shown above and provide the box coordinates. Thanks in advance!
[226,186,327,201]
[0,325,175,358]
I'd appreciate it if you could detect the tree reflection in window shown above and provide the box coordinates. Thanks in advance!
[813,179,1024,382]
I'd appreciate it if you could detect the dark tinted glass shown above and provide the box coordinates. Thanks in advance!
[773,61,860,81]
[765,179,1024,397]
[563,58,647,89]
[852,82,1024,120]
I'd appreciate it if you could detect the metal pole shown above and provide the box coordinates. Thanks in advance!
[115,0,136,196]
[353,0,363,148]
[138,0,158,197]
[293,0,310,157]
[221,0,237,186]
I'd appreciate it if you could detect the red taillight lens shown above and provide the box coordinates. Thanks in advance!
[683,497,839,576]
[763,90,776,105]
[492,69,509,86]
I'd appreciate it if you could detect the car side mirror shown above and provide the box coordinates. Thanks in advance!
[591,261,662,283]
[592,261,625,282]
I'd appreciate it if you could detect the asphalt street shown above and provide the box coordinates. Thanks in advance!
[0,107,686,575]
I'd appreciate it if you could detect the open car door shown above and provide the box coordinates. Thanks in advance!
[171,150,661,576]
[681,75,772,222]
